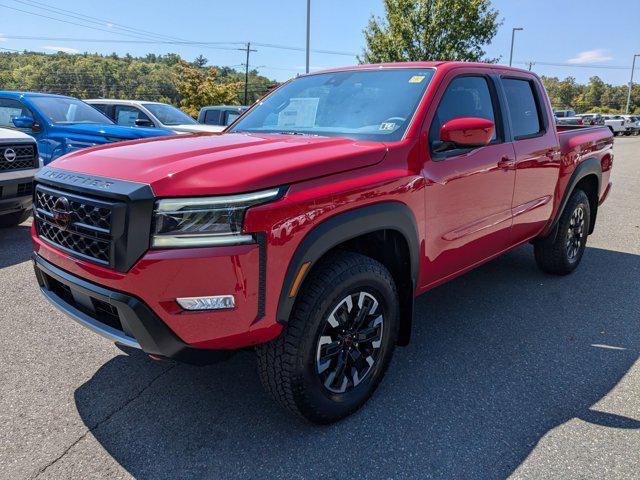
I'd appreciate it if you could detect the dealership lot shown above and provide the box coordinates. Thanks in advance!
[1,137,638,479]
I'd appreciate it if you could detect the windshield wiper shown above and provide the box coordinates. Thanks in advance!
[276,131,320,137]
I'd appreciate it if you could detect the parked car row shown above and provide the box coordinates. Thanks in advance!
[554,109,639,135]
[0,91,250,164]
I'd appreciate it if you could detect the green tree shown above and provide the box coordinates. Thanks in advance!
[360,0,502,63]
[176,61,243,117]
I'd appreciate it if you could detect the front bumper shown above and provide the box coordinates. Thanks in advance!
[33,254,234,364]
[0,167,38,215]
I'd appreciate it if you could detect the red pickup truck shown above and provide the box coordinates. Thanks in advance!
[32,62,613,424]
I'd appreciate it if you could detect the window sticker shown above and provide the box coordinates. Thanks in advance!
[409,75,426,83]
[117,109,140,126]
[379,122,397,131]
[277,97,319,127]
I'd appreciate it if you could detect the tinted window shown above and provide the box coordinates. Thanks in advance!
[503,78,542,138]
[204,109,222,125]
[114,105,152,127]
[429,76,498,145]
[91,103,109,114]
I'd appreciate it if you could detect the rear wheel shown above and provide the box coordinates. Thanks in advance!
[534,189,590,275]
[257,251,399,424]
[0,209,30,228]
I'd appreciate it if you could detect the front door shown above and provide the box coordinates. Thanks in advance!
[422,71,516,286]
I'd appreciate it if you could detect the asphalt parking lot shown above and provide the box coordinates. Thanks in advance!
[1,137,639,480]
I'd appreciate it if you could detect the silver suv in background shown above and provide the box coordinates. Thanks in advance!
[0,128,39,227]
[86,99,224,134]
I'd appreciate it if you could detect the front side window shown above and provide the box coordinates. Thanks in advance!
[29,97,113,125]
[142,103,196,126]
[114,105,152,126]
[230,68,435,142]
[429,76,498,146]
[0,98,31,128]
[503,78,543,138]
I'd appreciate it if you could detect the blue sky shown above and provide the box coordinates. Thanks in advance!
[0,0,637,85]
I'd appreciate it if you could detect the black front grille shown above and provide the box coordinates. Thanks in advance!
[0,144,37,172]
[17,182,33,196]
[34,185,116,266]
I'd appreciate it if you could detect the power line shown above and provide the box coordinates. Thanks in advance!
[0,3,161,41]
[0,35,356,56]
[11,0,189,43]
[516,60,638,71]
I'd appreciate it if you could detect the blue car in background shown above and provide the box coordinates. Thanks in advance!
[0,92,173,164]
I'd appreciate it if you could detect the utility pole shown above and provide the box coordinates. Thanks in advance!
[305,0,311,73]
[526,61,535,71]
[625,53,639,114]
[509,27,523,67]
[239,42,257,105]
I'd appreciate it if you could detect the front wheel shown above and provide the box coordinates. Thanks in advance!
[257,251,399,424]
[534,189,590,275]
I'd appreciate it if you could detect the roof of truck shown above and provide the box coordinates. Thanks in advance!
[0,91,76,99]
[307,61,535,76]
[85,99,166,105]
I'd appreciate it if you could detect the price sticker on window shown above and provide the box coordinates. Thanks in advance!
[409,75,426,83]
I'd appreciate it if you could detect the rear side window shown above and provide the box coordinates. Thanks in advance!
[204,110,222,125]
[91,103,109,115]
[503,78,543,138]
[429,76,499,146]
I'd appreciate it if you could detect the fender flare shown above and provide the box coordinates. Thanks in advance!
[546,157,602,240]
[276,201,420,325]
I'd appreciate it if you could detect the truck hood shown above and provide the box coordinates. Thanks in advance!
[51,132,388,196]
[57,123,172,140]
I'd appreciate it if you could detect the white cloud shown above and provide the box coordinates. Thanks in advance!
[0,33,6,42]
[106,23,114,28]
[568,49,613,64]
[43,45,79,54]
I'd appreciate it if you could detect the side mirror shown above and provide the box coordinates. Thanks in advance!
[438,117,495,149]
[134,118,155,127]
[12,115,36,129]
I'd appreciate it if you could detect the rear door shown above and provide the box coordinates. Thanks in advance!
[422,68,517,284]
[498,73,561,242]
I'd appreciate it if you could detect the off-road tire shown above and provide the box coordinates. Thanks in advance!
[256,251,399,424]
[534,189,590,275]
[0,209,30,228]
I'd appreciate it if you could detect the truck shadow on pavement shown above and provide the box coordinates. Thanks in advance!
[0,222,32,269]
[74,245,640,479]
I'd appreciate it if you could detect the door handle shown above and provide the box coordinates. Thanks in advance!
[497,156,515,170]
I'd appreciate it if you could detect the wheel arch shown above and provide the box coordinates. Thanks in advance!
[544,157,602,241]
[276,201,420,346]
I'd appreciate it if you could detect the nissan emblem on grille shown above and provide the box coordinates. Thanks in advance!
[52,197,71,230]
[3,148,16,163]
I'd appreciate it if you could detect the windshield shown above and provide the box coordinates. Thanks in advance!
[30,97,113,125]
[230,68,435,142]
[143,103,196,125]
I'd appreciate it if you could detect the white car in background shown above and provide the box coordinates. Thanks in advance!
[0,128,39,227]
[86,99,225,134]
[602,114,634,136]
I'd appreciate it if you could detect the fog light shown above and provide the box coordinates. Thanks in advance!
[176,295,235,311]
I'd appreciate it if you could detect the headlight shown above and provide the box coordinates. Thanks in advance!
[151,188,283,248]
